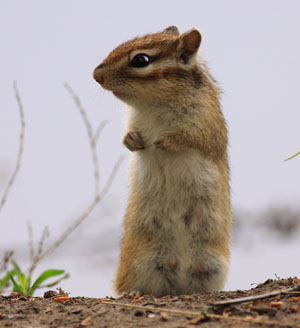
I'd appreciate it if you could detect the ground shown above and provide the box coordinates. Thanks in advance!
[0,278,299,328]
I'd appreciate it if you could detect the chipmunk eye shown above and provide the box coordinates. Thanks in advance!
[130,54,151,68]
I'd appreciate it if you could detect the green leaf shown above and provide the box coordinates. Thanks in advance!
[29,269,65,296]
[27,274,32,290]
[11,260,22,276]
[0,270,16,289]
[284,151,300,161]
[18,273,27,295]
[9,273,23,293]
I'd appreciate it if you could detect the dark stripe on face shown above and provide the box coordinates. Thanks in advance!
[125,70,164,81]
[123,66,203,87]
[103,33,179,65]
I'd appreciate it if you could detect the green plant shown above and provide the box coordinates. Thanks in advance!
[1,83,122,297]
[0,269,16,291]
[7,260,65,297]
[284,151,300,161]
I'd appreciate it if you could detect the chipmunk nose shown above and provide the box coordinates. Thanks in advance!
[93,64,105,85]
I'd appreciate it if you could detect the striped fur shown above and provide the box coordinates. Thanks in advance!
[94,27,231,297]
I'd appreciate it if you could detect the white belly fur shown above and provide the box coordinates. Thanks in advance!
[127,148,228,295]
[123,106,229,295]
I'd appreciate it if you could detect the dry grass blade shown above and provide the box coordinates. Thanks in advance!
[0,81,25,213]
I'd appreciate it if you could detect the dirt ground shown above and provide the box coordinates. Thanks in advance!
[0,278,299,328]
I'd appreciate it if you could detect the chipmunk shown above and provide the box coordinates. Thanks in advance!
[93,26,231,297]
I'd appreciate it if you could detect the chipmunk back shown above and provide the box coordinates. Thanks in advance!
[94,26,231,297]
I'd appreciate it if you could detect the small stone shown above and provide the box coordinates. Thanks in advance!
[80,316,92,326]
[71,308,83,314]
[160,312,169,321]
[134,310,144,317]
[44,290,58,298]
[187,315,206,325]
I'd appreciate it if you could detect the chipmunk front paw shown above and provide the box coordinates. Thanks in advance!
[154,136,178,151]
[123,131,145,151]
[153,138,167,150]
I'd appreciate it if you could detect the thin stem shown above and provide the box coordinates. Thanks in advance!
[99,155,124,199]
[212,283,300,306]
[27,221,34,263]
[0,81,25,213]
[0,251,14,273]
[27,84,123,274]
[93,120,109,145]
[64,83,100,197]
[28,155,124,273]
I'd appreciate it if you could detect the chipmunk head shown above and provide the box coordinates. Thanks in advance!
[93,26,202,107]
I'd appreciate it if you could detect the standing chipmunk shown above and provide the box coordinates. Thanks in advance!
[93,26,231,297]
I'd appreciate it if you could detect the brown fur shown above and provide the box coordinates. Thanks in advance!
[94,26,232,297]
[103,32,178,65]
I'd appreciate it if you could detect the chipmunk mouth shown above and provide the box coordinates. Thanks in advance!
[113,91,130,99]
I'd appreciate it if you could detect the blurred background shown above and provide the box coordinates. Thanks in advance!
[0,0,299,297]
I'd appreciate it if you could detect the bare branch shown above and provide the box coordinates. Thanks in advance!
[28,155,124,272]
[93,120,109,145]
[100,300,300,328]
[29,226,49,274]
[27,221,34,263]
[0,251,14,273]
[99,155,124,199]
[27,84,124,273]
[212,284,300,306]
[0,81,25,213]
[64,83,100,197]
[36,226,50,258]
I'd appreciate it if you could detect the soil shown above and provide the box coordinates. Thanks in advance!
[0,278,299,328]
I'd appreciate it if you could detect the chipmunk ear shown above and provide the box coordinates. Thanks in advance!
[177,28,202,63]
[163,26,180,36]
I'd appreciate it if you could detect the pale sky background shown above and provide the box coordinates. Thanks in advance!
[0,0,299,297]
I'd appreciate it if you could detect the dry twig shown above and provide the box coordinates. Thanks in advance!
[100,300,300,328]
[0,81,25,213]
[28,226,50,275]
[27,221,34,263]
[212,284,300,306]
[64,83,102,198]
[0,251,14,273]
[93,120,109,145]
[27,85,124,273]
